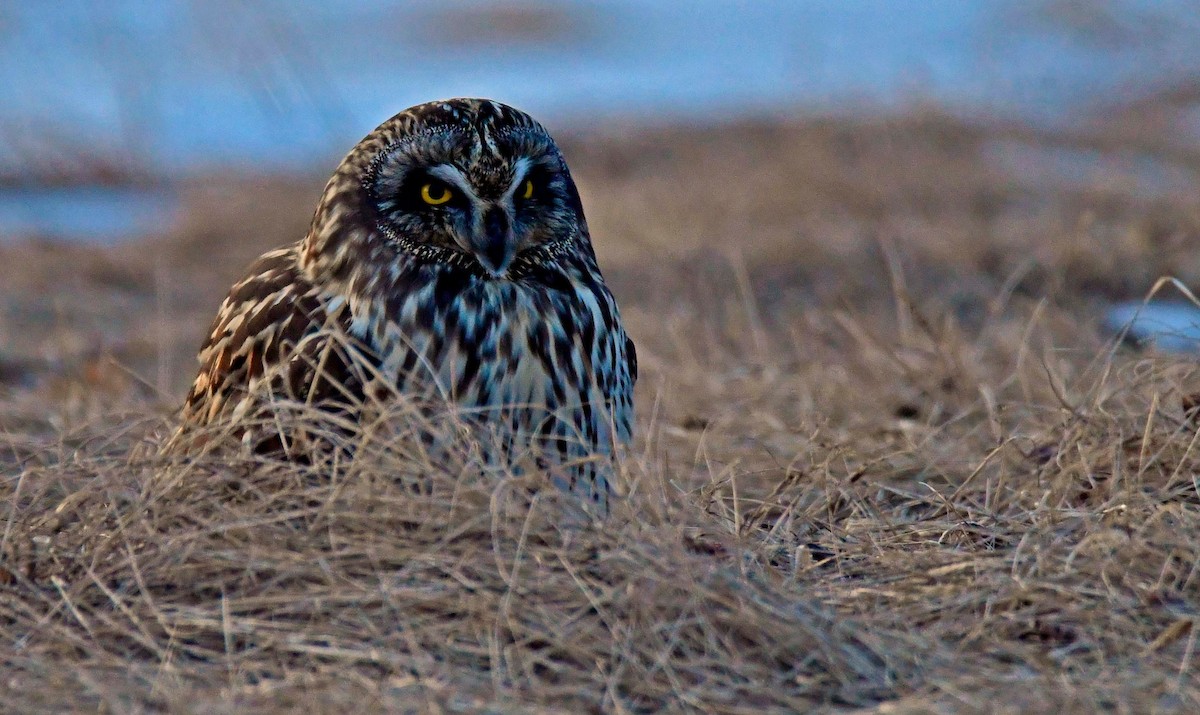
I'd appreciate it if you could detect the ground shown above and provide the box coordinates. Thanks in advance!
[3,95,1200,712]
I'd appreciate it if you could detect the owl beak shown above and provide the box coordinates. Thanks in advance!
[473,204,515,277]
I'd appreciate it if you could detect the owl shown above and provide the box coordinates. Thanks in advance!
[173,98,636,510]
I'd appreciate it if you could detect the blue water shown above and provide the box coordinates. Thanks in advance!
[1,0,1198,240]
[0,188,179,243]
[1105,301,1200,354]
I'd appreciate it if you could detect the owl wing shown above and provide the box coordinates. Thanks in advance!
[176,245,376,452]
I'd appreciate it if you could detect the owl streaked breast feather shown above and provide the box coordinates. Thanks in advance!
[171,98,637,511]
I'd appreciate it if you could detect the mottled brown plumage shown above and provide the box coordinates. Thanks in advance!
[172,98,636,510]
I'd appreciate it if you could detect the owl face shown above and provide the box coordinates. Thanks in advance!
[363,102,585,279]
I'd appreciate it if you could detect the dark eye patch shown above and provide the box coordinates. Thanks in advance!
[394,169,463,210]
[517,164,556,205]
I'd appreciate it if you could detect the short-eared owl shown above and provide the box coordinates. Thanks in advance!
[176,98,636,509]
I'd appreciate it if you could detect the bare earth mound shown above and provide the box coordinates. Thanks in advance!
[3,97,1200,712]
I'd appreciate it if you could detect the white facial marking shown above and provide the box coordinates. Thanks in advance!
[428,164,475,198]
[502,157,533,204]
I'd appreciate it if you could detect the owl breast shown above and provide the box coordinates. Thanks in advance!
[356,263,634,503]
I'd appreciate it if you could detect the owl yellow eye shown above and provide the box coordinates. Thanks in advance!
[521,179,534,200]
[421,183,452,205]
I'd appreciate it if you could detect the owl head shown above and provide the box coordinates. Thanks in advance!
[304,98,591,282]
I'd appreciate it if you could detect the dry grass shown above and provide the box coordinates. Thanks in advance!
[4,97,1200,712]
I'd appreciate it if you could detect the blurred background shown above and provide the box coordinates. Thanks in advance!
[3,0,1200,242]
[3,0,1200,405]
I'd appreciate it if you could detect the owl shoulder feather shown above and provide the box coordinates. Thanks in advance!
[179,244,375,431]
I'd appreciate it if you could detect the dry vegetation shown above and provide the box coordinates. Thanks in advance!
[4,96,1200,712]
